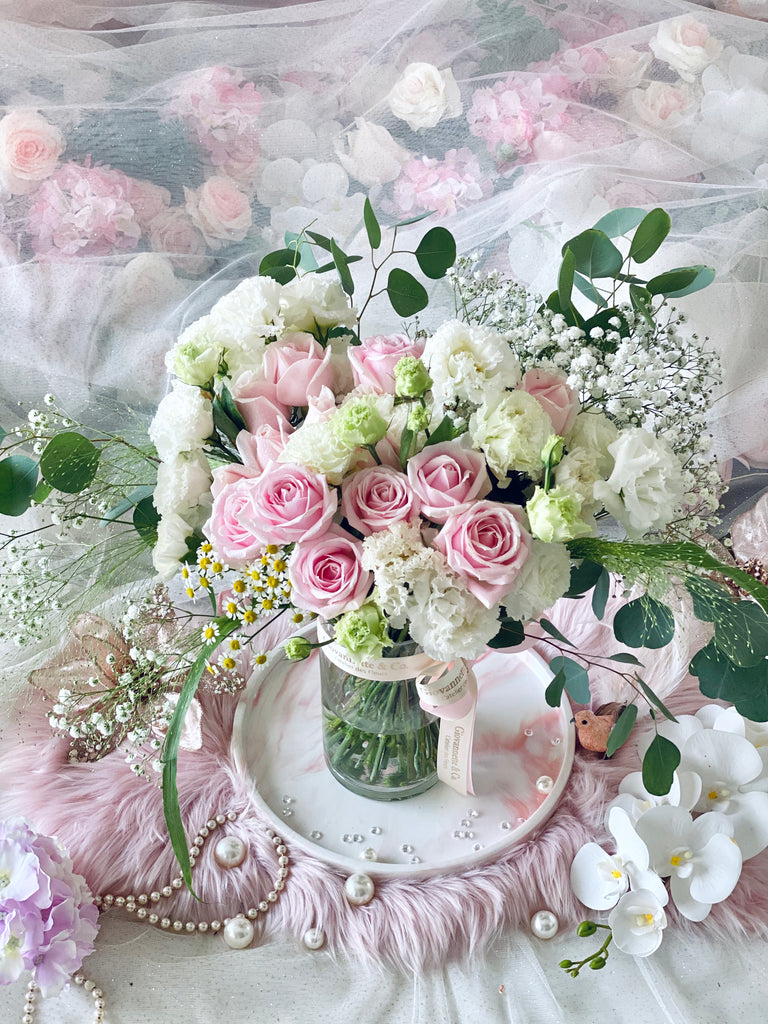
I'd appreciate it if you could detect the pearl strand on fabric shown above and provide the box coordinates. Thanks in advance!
[93,812,290,937]
[22,978,105,1024]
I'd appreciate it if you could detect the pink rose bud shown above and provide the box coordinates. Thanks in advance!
[288,525,372,618]
[262,332,335,407]
[239,461,337,545]
[236,420,292,476]
[231,371,291,433]
[348,333,425,393]
[203,477,264,567]
[433,500,531,608]
[407,441,492,523]
[341,465,421,535]
[519,369,579,436]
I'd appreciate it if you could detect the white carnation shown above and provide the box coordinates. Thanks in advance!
[149,380,213,462]
[593,427,686,537]
[423,320,520,408]
[153,450,213,525]
[208,276,284,379]
[152,511,193,580]
[502,540,572,623]
[555,447,609,517]
[469,390,552,482]
[279,274,356,333]
[566,412,619,475]
[408,565,500,662]
[166,314,222,386]
[278,420,356,485]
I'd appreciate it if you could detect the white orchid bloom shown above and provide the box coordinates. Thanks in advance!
[608,889,668,957]
[608,769,702,823]
[635,806,742,921]
[681,728,768,860]
[694,704,768,793]
[570,807,668,911]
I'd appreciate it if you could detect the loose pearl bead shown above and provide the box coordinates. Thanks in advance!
[302,927,326,950]
[213,835,248,869]
[223,916,254,949]
[530,910,559,940]
[344,873,375,906]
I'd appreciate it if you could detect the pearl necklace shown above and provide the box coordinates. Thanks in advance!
[21,811,289,1023]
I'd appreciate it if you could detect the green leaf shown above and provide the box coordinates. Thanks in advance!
[605,704,638,757]
[363,197,382,250]
[582,307,628,348]
[608,652,643,666]
[489,617,525,649]
[573,273,606,307]
[628,208,671,264]
[284,231,318,271]
[424,414,462,447]
[388,210,434,229]
[386,268,428,316]
[549,655,591,703]
[39,432,100,493]
[331,238,355,296]
[103,485,156,522]
[415,226,456,279]
[0,455,38,516]
[690,641,768,721]
[306,230,333,251]
[713,600,768,669]
[219,384,246,432]
[629,284,654,327]
[212,385,246,445]
[259,248,296,274]
[561,229,623,279]
[558,247,575,311]
[315,255,363,274]
[591,567,610,620]
[636,677,678,722]
[613,595,675,649]
[544,289,584,329]
[31,480,52,505]
[646,266,714,298]
[132,495,161,545]
[642,734,680,796]
[399,426,414,470]
[592,208,647,238]
[545,668,566,708]
[566,559,604,598]
[539,618,573,646]
[162,620,241,891]
[262,265,297,284]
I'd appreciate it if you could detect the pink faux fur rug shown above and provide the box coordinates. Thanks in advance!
[3,595,768,972]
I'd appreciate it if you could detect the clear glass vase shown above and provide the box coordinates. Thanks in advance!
[319,638,440,801]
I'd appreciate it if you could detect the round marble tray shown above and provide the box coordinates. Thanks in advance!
[231,638,575,879]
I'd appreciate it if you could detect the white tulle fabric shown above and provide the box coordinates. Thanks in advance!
[2,0,768,1019]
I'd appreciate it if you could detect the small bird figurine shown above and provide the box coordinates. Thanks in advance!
[572,703,624,754]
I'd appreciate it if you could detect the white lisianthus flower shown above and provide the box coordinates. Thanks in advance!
[278,419,356,485]
[336,118,411,187]
[424,320,520,408]
[566,412,619,475]
[279,274,356,333]
[152,511,193,580]
[388,62,463,130]
[593,427,685,537]
[148,380,213,462]
[207,275,284,379]
[650,15,723,83]
[554,447,608,518]
[608,889,668,957]
[635,806,742,921]
[166,314,222,386]
[470,390,554,483]
[501,540,571,622]
[153,450,213,523]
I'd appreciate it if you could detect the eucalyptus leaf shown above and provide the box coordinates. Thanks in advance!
[690,640,768,720]
[558,247,575,311]
[489,617,525,649]
[262,265,296,284]
[415,226,456,279]
[363,197,382,250]
[560,229,623,279]
[592,207,646,238]
[132,495,161,545]
[306,230,333,251]
[646,266,714,298]
[642,734,680,796]
[31,480,52,505]
[613,595,675,649]
[605,704,638,758]
[591,567,610,620]
[386,268,428,316]
[549,655,591,703]
[259,248,296,274]
[39,432,100,493]
[712,601,768,668]
[103,485,156,522]
[399,426,414,469]
[330,238,354,296]
[0,455,38,516]
[539,618,573,646]
[545,668,566,708]
[388,210,434,229]
[608,652,643,666]
[565,559,604,598]
[572,273,605,307]
[424,414,461,447]
[636,677,678,722]
[628,208,671,264]
[629,284,654,326]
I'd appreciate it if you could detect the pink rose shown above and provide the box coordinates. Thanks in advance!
[407,441,491,523]
[184,175,252,247]
[203,477,264,567]
[124,177,170,229]
[289,525,371,618]
[262,333,334,407]
[519,369,579,436]
[433,500,531,608]
[240,461,337,545]
[231,372,290,433]
[341,465,420,535]
[210,461,257,499]
[348,334,425,392]
[148,206,209,274]
[0,111,63,195]
[236,420,292,475]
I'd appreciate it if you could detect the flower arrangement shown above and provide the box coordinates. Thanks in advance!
[3,201,768,905]
[0,820,99,997]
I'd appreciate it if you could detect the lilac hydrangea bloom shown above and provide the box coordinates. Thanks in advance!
[0,819,99,997]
